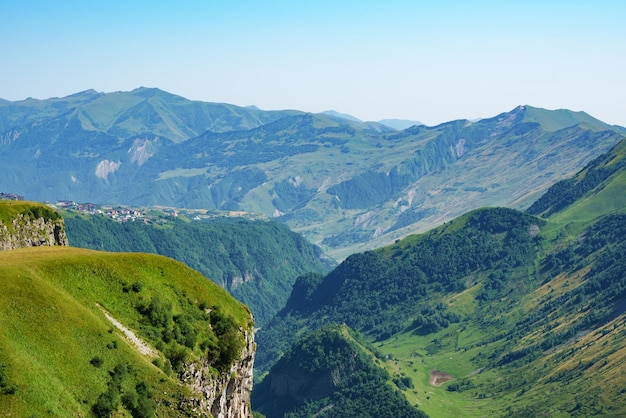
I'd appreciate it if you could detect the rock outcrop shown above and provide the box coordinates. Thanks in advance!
[182,330,255,418]
[0,210,68,250]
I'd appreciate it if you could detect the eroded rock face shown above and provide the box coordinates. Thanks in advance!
[181,330,255,418]
[0,213,68,250]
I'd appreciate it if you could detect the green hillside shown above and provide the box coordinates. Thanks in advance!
[0,200,61,229]
[528,136,626,222]
[256,138,626,416]
[0,246,252,417]
[252,324,428,418]
[63,211,335,327]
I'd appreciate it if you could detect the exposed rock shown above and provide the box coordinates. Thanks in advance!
[0,213,68,250]
[181,330,255,418]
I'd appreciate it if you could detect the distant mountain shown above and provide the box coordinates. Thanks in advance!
[0,87,303,143]
[377,118,423,130]
[321,111,423,130]
[321,109,362,122]
[1,89,623,259]
[255,137,626,416]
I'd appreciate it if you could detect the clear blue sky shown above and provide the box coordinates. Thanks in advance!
[2,1,625,126]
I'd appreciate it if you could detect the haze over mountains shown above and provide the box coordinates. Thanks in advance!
[254,135,626,417]
[1,88,624,261]
[2,87,626,417]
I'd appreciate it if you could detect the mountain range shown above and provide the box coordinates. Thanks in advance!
[2,88,624,260]
[253,135,626,417]
[2,88,626,417]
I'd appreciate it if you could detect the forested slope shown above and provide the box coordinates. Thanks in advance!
[255,139,626,417]
[252,324,428,418]
[64,212,334,327]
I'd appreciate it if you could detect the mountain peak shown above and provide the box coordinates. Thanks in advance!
[131,86,170,98]
[321,110,362,122]
[516,105,608,132]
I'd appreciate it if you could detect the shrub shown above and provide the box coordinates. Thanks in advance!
[123,381,156,418]
[90,356,104,367]
[0,363,16,395]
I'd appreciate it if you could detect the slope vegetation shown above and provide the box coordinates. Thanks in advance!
[252,324,427,418]
[256,137,626,416]
[0,245,253,417]
[63,212,334,326]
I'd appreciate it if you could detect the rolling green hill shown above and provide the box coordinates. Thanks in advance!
[255,137,626,417]
[0,244,254,417]
[252,324,428,418]
[1,89,623,259]
[63,211,335,327]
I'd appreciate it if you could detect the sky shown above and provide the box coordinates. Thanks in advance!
[1,0,625,126]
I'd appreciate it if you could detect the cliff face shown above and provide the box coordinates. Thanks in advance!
[0,201,257,417]
[0,212,68,250]
[182,330,255,418]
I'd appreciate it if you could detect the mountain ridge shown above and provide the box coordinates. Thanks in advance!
[254,136,626,416]
[1,89,623,259]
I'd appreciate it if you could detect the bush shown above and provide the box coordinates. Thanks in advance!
[393,376,414,390]
[90,356,104,367]
[93,389,118,417]
[123,381,156,418]
[165,343,188,372]
[92,364,128,417]
[0,363,17,395]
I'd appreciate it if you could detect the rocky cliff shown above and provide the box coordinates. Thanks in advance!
[0,201,256,417]
[182,330,255,418]
[0,201,68,250]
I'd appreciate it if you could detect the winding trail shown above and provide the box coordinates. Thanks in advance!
[96,303,158,357]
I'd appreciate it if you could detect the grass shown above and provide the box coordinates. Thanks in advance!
[368,260,626,418]
[550,170,626,225]
[0,200,57,228]
[0,246,252,417]
[376,325,498,418]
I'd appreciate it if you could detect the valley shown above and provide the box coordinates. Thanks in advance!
[254,137,626,417]
[1,90,626,417]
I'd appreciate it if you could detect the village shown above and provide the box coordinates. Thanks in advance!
[53,200,149,222]
[0,192,267,224]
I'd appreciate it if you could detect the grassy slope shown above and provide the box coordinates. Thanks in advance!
[376,262,626,418]
[257,136,626,417]
[62,211,334,327]
[374,141,626,417]
[0,200,60,228]
[0,246,251,417]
